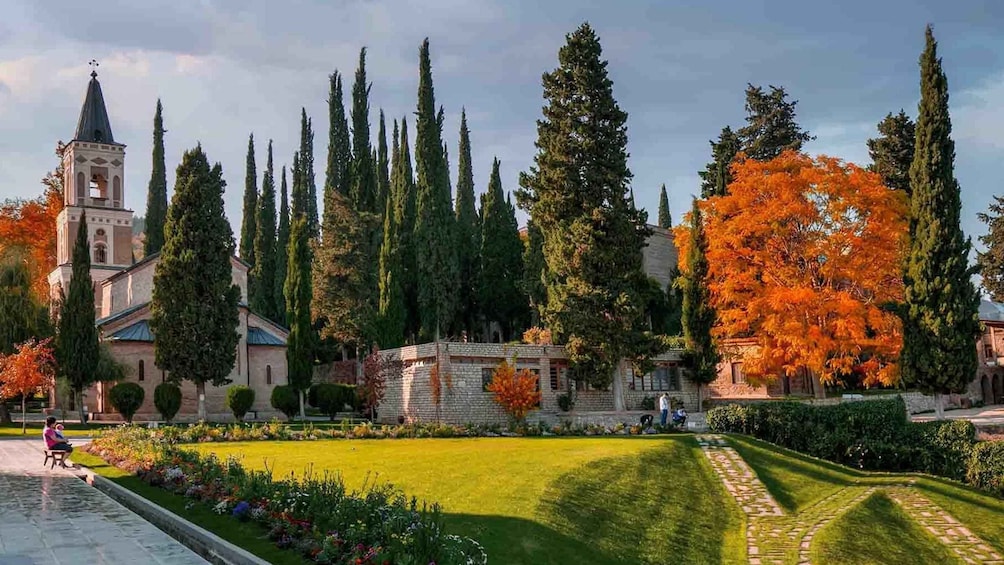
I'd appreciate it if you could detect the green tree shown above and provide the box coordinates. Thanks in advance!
[150,147,241,421]
[0,251,51,423]
[521,218,546,328]
[868,110,916,194]
[55,212,100,424]
[239,133,258,265]
[293,111,319,237]
[376,110,391,216]
[480,159,525,340]
[251,140,278,322]
[350,49,377,215]
[454,109,481,337]
[324,70,352,201]
[393,119,419,342]
[900,26,981,420]
[275,166,291,323]
[413,39,458,341]
[377,193,405,348]
[698,126,741,198]
[657,184,672,229]
[516,23,655,407]
[978,196,1004,302]
[737,84,814,161]
[285,217,313,418]
[680,199,719,409]
[143,99,168,255]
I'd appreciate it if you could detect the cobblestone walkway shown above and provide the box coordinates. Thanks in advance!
[695,434,783,517]
[888,487,1004,565]
[0,439,207,565]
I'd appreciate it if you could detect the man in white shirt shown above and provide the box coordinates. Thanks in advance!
[659,393,669,426]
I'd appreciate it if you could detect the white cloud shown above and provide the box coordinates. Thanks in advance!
[955,73,1004,151]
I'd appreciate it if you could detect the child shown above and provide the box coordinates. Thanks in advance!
[54,423,67,442]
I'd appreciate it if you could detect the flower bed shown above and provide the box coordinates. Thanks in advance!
[82,427,486,564]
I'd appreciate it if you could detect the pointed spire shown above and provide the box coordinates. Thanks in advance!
[74,67,116,144]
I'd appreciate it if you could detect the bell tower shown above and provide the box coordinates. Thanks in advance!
[49,62,134,315]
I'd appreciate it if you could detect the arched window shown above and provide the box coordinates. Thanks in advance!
[76,172,85,203]
[113,176,121,208]
[266,365,272,385]
[138,360,145,382]
[94,243,107,264]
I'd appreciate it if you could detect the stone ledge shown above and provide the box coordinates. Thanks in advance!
[76,467,270,565]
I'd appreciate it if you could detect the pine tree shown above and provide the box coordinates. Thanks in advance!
[285,217,313,418]
[521,218,546,327]
[394,119,419,342]
[979,196,1004,302]
[657,184,672,228]
[324,71,352,204]
[901,26,981,419]
[376,110,391,215]
[274,167,291,323]
[516,23,655,404]
[698,126,741,198]
[680,199,719,408]
[251,140,278,322]
[738,84,814,161]
[150,147,240,421]
[350,49,378,215]
[56,211,100,424]
[413,39,458,340]
[454,109,480,337]
[479,159,525,340]
[143,99,168,255]
[239,134,258,265]
[868,110,916,194]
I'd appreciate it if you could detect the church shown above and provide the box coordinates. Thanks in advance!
[48,70,289,421]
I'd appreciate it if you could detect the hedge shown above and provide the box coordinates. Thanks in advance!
[967,441,1004,497]
[270,385,299,419]
[154,383,182,423]
[108,382,145,423]
[226,386,256,421]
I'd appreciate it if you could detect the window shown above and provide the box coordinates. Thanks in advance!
[651,365,681,391]
[731,362,746,384]
[76,172,85,203]
[93,243,107,264]
[138,360,144,382]
[266,365,272,385]
[549,365,567,391]
[482,368,494,391]
[113,176,121,207]
[96,229,105,237]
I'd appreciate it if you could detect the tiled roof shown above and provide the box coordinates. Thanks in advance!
[980,300,1004,323]
[95,302,148,328]
[107,320,153,342]
[73,72,118,144]
[247,327,286,346]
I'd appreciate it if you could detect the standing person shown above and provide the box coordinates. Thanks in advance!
[659,393,670,426]
[43,416,73,453]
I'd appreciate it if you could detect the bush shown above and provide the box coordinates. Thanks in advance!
[486,358,542,426]
[313,383,343,420]
[639,396,655,411]
[557,393,573,412]
[226,386,256,421]
[108,382,145,423]
[911,419,976,480]
[967,441,1004,497]
[270,385,299,419]
[154,382,182,423]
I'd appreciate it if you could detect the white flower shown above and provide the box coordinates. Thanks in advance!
[213,501,229,515]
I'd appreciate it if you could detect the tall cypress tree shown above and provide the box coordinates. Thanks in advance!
[394,118,419,342]
[376,110,391,215]
[239,134,258,265]
[150,148,240,421]
[275,166,291,323]
[516,23,655,405]
[143,99,168,256]
[737,84,814,161]
[867,110,916,194]
[376,120,406,348]
[978,196,1004,302]
[285,216,313,418]
[290,151,303,219]
[901,26,981,419]
[414,38,458,341]
[294,110,318,237]
[56,211,100,424]
[251,140,278,322]
[454,109,480,337]
[325,70,352,204]
[480,159,525,341]
[350,48,377,215]
[522,218,546,328]
[657,184,672,228]
[698,126,741,198]
[680,199,719,409]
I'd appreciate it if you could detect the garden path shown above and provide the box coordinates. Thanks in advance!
[0,438,207,565]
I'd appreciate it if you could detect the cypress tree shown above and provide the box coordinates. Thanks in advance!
[150,148,241,421]
[350,48,377,215]
[657,184,672,228]
[294,111,318,236]
[413,38,458,341]
[737,84,814,161]
[324,71,352,203]
[377,195,405,349]
[901,26,981,419]
[680,199,719,409]
[376,110,391,215]
[143,99,168,255]
[978,196,1004,302]
[454,109,481,338]
[239,134,258,265]
[251,140,278,322]
[698,126,741,198]
[480,159,525,341]
[290,151,303,219]
[521,218,546,328]
[516,23,655,404]
[394,118,419,342]
[56,211,100,424]
[274,167,291,323]
[285,217,313,419]
[868,110,916,194]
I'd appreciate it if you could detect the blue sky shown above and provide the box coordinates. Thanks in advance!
[0,0,1002,244]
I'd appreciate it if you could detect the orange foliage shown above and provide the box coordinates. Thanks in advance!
[522,326,553,345]
[0,186,62,300]
[676,152,908,387]
[0,338,55,430]
[487,358,542,424]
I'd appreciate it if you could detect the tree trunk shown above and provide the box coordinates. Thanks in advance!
[934,392,944,420]
[197,382,206,422]
[21,396,27,434]
[76,390,86,424]
[298,389,306,420]
[612,361,626,411]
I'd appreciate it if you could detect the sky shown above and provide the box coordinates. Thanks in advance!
[1,0,1003,245]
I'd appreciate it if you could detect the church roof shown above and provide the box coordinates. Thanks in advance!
[73,71,119,145]
[107,319,153,342]
[95,302,149,328]
[248,327,286,346]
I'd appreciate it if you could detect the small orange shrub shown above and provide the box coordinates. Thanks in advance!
[487,358,542,424]
[522,326,552,345]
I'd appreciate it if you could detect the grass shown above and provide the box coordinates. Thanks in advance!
[811,491,962,564]
[0,421,101,438]
[192,437,745,565]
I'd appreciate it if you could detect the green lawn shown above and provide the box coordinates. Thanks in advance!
[0,422,101,438]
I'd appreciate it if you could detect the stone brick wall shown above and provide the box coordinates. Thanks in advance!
[642,226,679,290]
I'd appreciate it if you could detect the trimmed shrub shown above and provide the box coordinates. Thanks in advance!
[226,386,256,421]
[307,384,321,408]
[270,385,299,419]
[967,441,1004,497]
[153,382,182,423]
[911,419,977,480]
[557,393,573,412]
[108,382,145,423]
[313,383,341,420]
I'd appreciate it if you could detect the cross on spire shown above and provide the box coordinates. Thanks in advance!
[89,59,99,78]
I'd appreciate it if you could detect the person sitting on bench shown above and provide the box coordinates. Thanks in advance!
[43,416,73,454]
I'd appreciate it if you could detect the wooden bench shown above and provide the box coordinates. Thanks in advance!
[43,450,70,469]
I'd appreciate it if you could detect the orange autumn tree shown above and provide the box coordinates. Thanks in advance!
[680,151,908,388]
[487,358,542,426]
[0,338,55,433]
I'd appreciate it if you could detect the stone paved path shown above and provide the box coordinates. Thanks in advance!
[888,487,1004,565]
[0,439,207,565]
